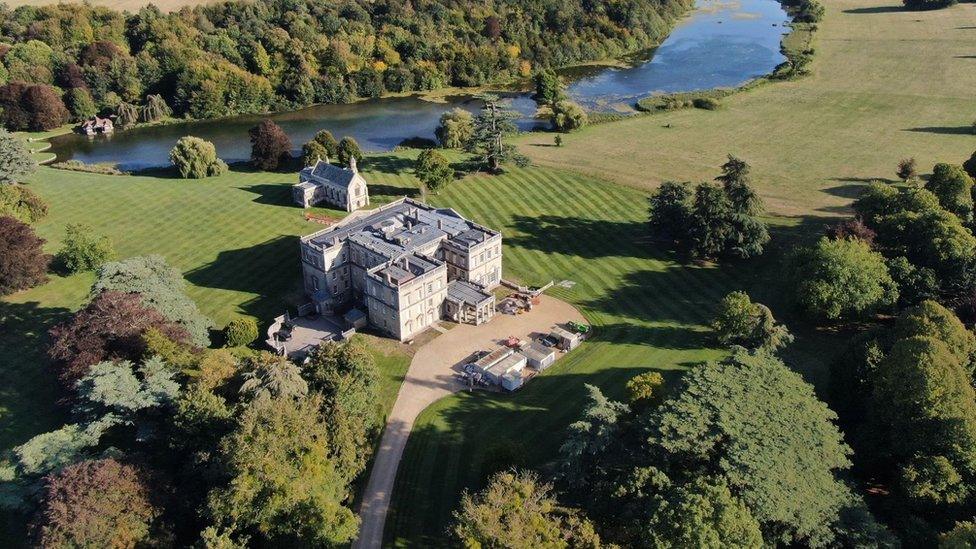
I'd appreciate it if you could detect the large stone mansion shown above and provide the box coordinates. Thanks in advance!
[299,197,502,341]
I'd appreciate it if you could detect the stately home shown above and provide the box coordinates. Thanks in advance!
[293,156,370,211]
[299,197,503,341]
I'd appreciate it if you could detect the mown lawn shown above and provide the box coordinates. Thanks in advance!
[386,0,976,544]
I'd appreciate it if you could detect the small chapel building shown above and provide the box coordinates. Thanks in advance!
[293,156,370,212]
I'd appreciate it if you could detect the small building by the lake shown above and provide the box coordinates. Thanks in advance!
[79,116,114,136]
[293,156,370,212]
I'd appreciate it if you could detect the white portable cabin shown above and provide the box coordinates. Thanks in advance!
[481,351,526,385]
[549,326,581,351]
[520,342,556,370]
[501,369,524,391]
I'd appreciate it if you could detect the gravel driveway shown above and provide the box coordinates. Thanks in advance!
[353,294,587,549]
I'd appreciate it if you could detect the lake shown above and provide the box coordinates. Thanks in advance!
[47,0,788,170]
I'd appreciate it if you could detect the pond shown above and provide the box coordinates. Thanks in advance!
[47,0,788,170]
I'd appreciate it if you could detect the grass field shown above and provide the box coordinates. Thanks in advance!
[385,0,976,544]
[1,0,974,545]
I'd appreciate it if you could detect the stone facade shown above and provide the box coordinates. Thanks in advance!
[293,156,370,212]
[299,198,502,341]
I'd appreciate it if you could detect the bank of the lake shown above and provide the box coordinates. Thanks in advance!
[45,0,789,171]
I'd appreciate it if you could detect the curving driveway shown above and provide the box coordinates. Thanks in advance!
[353,295,587,549]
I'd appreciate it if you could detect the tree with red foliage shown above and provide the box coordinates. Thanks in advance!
[825,217,876,246]
[0,216,50,296]
[48,291,190,387]
[78,41,126,69]
[249,119,292,171]
[32,458,161,549]
[0,82,70,131]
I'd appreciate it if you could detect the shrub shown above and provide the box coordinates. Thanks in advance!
[56,224,115,273]
[963,150,976,180]
[0,216,50,295]
[169,136,227,178]
[225,317,259,347]
[249,119,292,171]
[0,129,36,184]
[0,183,48,223]
[50,160,126,175]
[897,157,918,182]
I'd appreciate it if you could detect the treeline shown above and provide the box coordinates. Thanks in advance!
[0,0,692,130]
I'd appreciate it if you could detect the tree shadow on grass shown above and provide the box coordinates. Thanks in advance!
[184,235,304,322]
[903,126,975,136]
[239,183,298,207]
[507,214,652,260]
[363,155,415,176]
[368,183,420,201]
[842,5,904,13]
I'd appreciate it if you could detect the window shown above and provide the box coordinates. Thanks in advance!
[311,276,319,290]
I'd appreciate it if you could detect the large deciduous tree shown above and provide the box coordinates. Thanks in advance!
[169,136,227,178]
[925,163,974,222]
[711,291,793,352]
[32,459,161,549]
[0,216,50,295]
[337,136,363,167]
[650,349,867,547]
[248,119,292,171]
[48,291,190,386]
[92,255,212,346]
[790,236,898,320]
[452,470,601,548]
[0,183,48,223]
[436,107,475,149]
[414,148,453,193]
[206,393,359,546]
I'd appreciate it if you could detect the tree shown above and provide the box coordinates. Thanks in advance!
[825,217,876,245]
[551,100,587,132]
[790,237,898,320]
[871,336,976,504]
[893,300,976,375]
[48,291,190,386]
[711,291,793,352]
[645,479,763,549]
[941,521,976,548]
[415,149,453,193]
[648,181,693,245]
[225,317,258,347]
[92,255,212,346]
[0,129,36,184]
[963,151,976,180]
[248,119,292,171]
[435,107,475,149]
[651,348,861,546]
[688,183,732,258]
[22,84,70,131]
[65,87,97,122]
[73,357,180,422]
[239,353,308,401]
[625,371,665,410]
[303,338,380,474]
[898,157,918,182]
[0,183,48,223]
[32,459,160,549]
[169,136,227,178]
[207,394,359,546]
[453,470,601,548]
[336,136,363,167]
[533,69,566,106]
[313,130,339,159]
[302,139,328,167]
[468,94,520,173]
[925,163,974,222]
[557,385,630,489]
[191,348,240,391]
[139,94,171,123]
[56,224,114,273]
[115,101,139,128]
[0,216,50,296]
[716,155,762,215]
